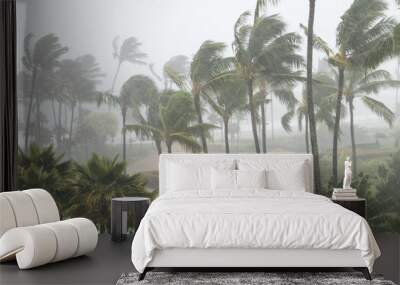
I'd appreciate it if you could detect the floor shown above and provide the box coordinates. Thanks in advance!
[0,233,399,285]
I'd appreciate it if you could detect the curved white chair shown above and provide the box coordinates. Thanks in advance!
[0,189,98,269]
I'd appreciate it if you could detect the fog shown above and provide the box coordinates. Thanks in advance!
[17,0,399,134]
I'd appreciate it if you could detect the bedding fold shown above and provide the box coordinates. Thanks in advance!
[131,190,380,273]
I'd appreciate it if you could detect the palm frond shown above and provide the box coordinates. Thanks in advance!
[281,110,294,132]
[164,65,189,90]
[361,96,395,126]
[125,123,162,138]
[273,89,297,108]
[169,132,202,153]
[191,40,227,84]
[249,14,286,58]
[119,37,147,64]
[22,33,34,71]
[97,92,120,108]
[187,123,219,134]
[299,23,333,56]
[254,0,280,22]
[359,69,391,84]
[355,80,400,95]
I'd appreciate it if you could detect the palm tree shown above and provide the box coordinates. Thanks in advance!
[111,36,147,93]
[233,11,303,153]
[205,76,247,153]
[69,154,152,233]
[17,144,74,214]
[165,41,231,153]
[303,0,396,185]
[256,80,298,153]
[98,75,157,161]
[304,0,323,193]
[22,33,68,151]
[126,91,215,153]
[57,55,104,157]
[290,73,340,153]
[322,68,399,174]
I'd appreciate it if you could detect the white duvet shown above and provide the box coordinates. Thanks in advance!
[131,190,380,273]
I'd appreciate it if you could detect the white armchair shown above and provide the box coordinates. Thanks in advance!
[0,189,98,269]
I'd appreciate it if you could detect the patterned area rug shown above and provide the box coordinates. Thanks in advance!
[116,272,396,285]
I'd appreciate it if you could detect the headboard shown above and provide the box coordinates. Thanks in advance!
[159,153,314,195]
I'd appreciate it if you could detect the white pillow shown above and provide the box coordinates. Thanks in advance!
[211,168,237,190]
[236,169,267,189]
[266,161,307,191]
[238,159,309,191]
[167,162,211,191]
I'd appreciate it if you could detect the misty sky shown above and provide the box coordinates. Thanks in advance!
[16,0,399,131]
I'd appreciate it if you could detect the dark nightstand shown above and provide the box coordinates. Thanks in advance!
[332,198,366,218]
[111,197,150,242]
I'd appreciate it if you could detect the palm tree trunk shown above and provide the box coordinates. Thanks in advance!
[77,101,82,128]
[271,96,274,143]
[305,115,310,153]
[64,104,68,128]
[194,92,208,153]
[223,117,230,153]
[349,96,357,175]
[57,101,62,149]
[24,68,37,151]
[221,122,224,142]
[68,104,75,157]
[166,141,172,153]
[154,135,162,155]
[122,110,127,161]
[51,98,57,129]
[111,61,121,94]
[230,122,234,145]
[36,87,41,143]
[260,102,267,153]
[332,67,344,186]
[237,116,240,148]
[306,0,322,194]
[247,79,260,153]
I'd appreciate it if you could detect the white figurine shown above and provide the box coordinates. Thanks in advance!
[343,156,352,189]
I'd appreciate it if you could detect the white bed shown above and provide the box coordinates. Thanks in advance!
[131,154,380,280]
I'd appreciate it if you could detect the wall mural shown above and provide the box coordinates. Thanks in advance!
[16,0,400,233]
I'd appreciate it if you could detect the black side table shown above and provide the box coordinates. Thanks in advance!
[111,197,150,242]
[332,198,366,218]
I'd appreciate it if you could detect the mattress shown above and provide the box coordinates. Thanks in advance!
[131,190,380,273]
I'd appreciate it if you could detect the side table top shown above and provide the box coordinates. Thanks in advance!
[112,197,150,202]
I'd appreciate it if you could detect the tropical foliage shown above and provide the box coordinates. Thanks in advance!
[17,144,153,233]
[126,91,216,153]
[68,154,151,233]
[17,144,75,214]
